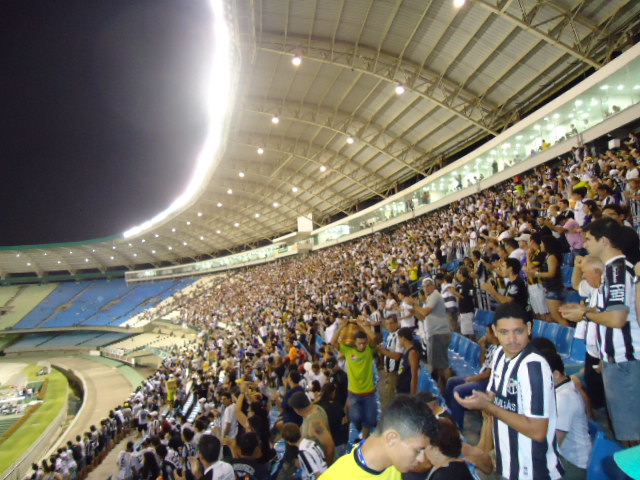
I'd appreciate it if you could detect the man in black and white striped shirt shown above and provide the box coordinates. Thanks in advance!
[282,423,328,480]
[456,302,562,480]
[560,218,640,444]
[376,314,404,409]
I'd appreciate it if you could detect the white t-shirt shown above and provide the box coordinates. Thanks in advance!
[575,280,599,358]
[556,380,591,469]
[509,248,527,265]
[204,461,235,480]
[399,300,415,329]
[222,404,238,439]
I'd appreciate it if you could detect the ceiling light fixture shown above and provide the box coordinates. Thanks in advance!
[217,202,223,207]
[186,221,191,225]
[239,172,245,178]
[292,56,302,66]
[453,0,465,7]
[197,212,203,217]
[227,188,233,194]
[216,229,221,234]
[271,116,280,124]
[292,187,299,193]
[255,213,260,218]
[257,147,264,155]
[172,228,176,232]
[234,222,240,227]
[273,201,280,207]
[395,85,405,95]
[346,136,354,144]
[320,165,327,172]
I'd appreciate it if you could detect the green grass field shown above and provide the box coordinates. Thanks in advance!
[0,364,68,475]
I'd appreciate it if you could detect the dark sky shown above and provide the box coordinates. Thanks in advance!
[0,0,213,246]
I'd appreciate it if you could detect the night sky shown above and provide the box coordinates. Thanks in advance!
[0,0,213,246]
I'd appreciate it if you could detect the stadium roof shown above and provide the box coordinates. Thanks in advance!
[1,0,639,278]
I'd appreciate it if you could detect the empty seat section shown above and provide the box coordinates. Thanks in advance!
[42,280,132,328]
[5,333,58,352]
[2,283,57,328]
[37,332,104,348]
[123,280,194,320]
[14,282,87,329]
[81,332,131,347]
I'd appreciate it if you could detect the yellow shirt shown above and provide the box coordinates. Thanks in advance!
[339,344,375,394]
[409,265,419,281]
[319,447,402,480]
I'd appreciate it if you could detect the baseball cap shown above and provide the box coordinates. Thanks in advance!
[288,391,311,410]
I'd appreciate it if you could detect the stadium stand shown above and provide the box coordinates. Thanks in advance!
[9,278,195,330]
[0,284,59,330]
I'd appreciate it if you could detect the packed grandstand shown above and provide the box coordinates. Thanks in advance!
[2,1,640,480]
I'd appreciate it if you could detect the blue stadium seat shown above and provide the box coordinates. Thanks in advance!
[541,322,561,343]
[474,309,494,327]
[562,266,574,288]
[456,337,471,359]
[532,319,545,338]
[556,326,574,356]
[588,419,606,439]
[466,343,481,367]
[474,323,486,340]
[570,337,587,363]
[587,431,623,480]
[565,289,583,304]
[450,333,462,352]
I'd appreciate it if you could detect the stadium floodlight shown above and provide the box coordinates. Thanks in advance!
[292,56,302,66]
[453,0,465,7]
[123,0,234,239]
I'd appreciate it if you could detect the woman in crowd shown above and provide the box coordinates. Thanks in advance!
[538,235,566,324]
[425,418,475,480]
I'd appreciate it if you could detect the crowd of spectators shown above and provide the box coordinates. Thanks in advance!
[25,131,640,480]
